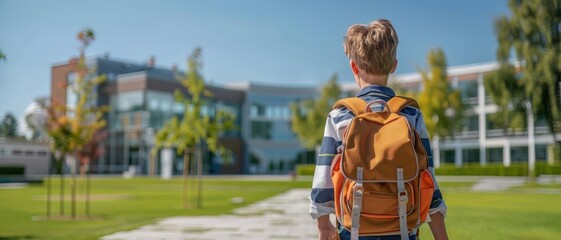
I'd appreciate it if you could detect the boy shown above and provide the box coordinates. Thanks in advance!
[309,19,449,240]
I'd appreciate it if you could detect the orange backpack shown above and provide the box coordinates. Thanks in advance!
[331,96,435,240]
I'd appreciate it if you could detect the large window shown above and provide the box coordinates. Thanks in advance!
[458,80,478,101]
[251,120,272,140]
[462,148,479,164]
[461,115,479,136]
[251,103,291,119]
[486,147,503,163]
[146,91,173,129]
[511,146,528,163]
[440,149,455,164]
[117,91,144,112]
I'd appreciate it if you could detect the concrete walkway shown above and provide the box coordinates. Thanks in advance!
[102,189,318,240]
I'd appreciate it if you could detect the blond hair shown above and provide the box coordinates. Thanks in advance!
[343,19,399,75]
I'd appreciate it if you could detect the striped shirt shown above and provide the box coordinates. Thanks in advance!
[309,85,447,221]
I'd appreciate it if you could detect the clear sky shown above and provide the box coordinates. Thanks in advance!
[0,0,509,128]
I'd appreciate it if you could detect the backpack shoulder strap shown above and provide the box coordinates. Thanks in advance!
[333,97,367,116]
[387,96,420,113]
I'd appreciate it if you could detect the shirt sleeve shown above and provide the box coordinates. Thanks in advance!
[309,108,350,220]
[415,111,447,217]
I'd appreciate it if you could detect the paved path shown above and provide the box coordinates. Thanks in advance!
[471,177,526,191]
[102,189,318,240]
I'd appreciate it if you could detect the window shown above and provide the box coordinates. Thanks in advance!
[440,150,455,164]
[486,148,503,163]
[117,91,144,112]
[37,151,48,157]
[66,72,78,116]
[511,147,528,163]
[251,120,272,140]
[458,80,478,100]
[536,145,547,162]
[462,115,479,133]
[462,148,479,164]
[12,149,22,156]
[25,150,34,156]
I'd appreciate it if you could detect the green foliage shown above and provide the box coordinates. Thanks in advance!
[0,113,19,138]
[0,166,25,175]
[492,0,561,142]
[417,48,465,138]
[153,47,236,161]
[484,64,527,133]
[0,49,6,62]
[290,74,341,149]
[46,28,107,171]
[435,163,561,176]
[295,164,316,176]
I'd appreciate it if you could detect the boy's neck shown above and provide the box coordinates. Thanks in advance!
[356,73,389,88]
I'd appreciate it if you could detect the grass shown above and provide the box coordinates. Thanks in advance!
[0,177,310,240]
[1,177,561,240]
[418,182,561,240]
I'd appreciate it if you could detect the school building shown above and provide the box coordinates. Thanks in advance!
[49,57,555,176]
[379,62,556,167]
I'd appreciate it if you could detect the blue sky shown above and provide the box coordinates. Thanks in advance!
[0,0,509,127]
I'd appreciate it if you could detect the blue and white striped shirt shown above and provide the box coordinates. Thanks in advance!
[309,85,447,220]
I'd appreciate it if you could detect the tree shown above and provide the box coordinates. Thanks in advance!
[491,0,561,162]
[153,47,236,209]
[0,49,6,62]
[418,48,464,139]
[418,48,465,168]
[0,113,19,138]
[290,74,341,155]
[484,64,527,134]
[46,28,107,219]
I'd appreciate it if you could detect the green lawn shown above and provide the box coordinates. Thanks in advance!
[1,177,560,240]
[0,177,310,240]
[418,182,561,240]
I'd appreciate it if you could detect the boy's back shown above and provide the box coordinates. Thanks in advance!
[309,19,448,240]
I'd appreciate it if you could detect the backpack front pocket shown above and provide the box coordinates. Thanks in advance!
[358,183,414,217]
[419,169,435,223]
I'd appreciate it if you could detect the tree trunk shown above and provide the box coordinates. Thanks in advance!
[57,155,65,216]
[46,154,53,218]
[71,154,77,219]
[182,151,190,209]
[85,156,91,217]
[196,147,203,209]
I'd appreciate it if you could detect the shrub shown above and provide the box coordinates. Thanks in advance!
[435,163,561,176]
[296,164,315,176]
[0,165,25,175]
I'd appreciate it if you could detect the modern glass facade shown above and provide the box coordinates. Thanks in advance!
[52,57,559,175]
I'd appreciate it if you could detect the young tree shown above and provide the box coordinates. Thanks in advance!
[0,113,19,138]
[0,49,6,62]
[153,47,236,209]
[46,28,107,219]
[418,48,465,167]
[484,64,527,134]
[492,0,561,162]
[290,74,341,162]
[418,48,464,139]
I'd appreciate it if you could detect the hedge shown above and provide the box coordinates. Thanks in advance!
[296,163,561,177]
[296,164,316,176]
[0,165,25,175]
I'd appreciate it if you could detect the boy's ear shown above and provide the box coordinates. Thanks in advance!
[390,59,398,73]
[350,60,360,75]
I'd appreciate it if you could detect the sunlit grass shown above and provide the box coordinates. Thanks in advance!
[1,177,560,240]
[0,177,310,240]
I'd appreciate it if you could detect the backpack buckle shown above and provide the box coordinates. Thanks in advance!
[398,190,408,205]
